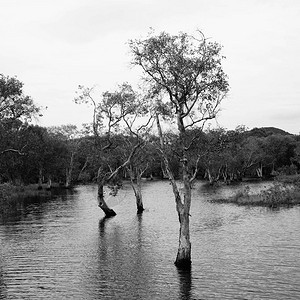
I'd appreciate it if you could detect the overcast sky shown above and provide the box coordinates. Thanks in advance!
[1,0,299,134]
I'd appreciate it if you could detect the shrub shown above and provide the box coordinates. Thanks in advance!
[232,185,250,202]
[0,183,16,211]
[259,182,294,207]
[0,183,13,200]
[277,164,298,176]
[276,174,300,186]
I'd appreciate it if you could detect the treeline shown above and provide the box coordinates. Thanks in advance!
[1,74,300,187]
[1,119,300,187]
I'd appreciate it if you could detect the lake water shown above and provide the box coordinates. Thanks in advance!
[0,181,299,299]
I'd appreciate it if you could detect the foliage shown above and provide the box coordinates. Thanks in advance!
[232,185,251,202]
[130,30,229,128]
[216,182,300,207]
[258,182,295,206]
[1,65,300,209]
[0,74,40,122]
[0,183,10,201]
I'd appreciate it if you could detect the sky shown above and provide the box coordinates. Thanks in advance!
[1,0,299,134]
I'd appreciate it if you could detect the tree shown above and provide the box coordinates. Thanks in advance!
[124,140,153,213]
[75,83,152,217]
[130,30,229,268]
[21,125,68,188]
[48,124,82,188]
[200,128,229,184]
[262,134,297,175]
[0,74,41,175]
[0,74,40,122]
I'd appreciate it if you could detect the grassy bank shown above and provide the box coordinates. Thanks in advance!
[0,183,58,212]
[210,175,300,208]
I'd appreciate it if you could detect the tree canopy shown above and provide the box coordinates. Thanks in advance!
[0,74,40,122]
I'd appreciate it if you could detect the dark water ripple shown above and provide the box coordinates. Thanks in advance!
[0,181,299,299]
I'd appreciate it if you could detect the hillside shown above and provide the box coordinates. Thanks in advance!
[247,127,292,138]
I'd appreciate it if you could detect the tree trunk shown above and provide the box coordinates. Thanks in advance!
[97,168,116,217]
[77,157,88,182]
[175,209,192,268]
[127,167,144,214]
[206,168,214,185]
[65,152,75,188]
[46,176,52,190]
[256,162,263,178]
[38,168,43,190]
[135,173,144,214]
[175,156,192,268]
[156,114,192,268]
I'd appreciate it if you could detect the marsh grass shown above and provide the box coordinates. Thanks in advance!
[211,179,300,207]
[0,183,55,212]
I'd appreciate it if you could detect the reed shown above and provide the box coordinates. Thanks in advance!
[0,183,53,212]
[213,182,300,207]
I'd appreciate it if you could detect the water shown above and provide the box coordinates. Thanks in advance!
[0,181,299,299]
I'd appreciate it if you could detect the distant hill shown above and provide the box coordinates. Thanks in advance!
[247,127,292,138]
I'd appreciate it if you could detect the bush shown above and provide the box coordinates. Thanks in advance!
[276,174,300,186]
[0,183,16,211]
[214,182,300,207]
[232,185,250,202]
[277,164,298,176]
[0,183,13,200]
[259,182,294,207]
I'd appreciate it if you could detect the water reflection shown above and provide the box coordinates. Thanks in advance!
[0,182,299,299]
[98,216,111,237]
[95,213,157,299]
[177,267,192,300]
[0,265,7,300]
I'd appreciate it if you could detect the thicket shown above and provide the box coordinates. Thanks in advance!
[1,75,300,193]
[1,122,300,188]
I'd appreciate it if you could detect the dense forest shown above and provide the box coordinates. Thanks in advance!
[1,73,299,189]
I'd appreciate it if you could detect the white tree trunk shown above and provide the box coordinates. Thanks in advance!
[127,167,144,214]
[156,114,192,268]
[65,152,75,188]
[38,168,43,190]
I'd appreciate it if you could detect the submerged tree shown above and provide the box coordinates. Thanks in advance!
[75,83,152,217]
[130,30,229,268]
[125,141,154,213]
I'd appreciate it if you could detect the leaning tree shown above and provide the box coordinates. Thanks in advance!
[75,83,152,217]
[130,30,229,268]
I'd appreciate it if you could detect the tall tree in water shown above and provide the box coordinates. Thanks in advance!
[130,30,229,268]
[75,83,152,217]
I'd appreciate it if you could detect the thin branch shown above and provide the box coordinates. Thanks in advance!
[0,148,25,155]
[190,155,202,183]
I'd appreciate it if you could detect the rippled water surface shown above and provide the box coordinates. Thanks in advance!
[0,181,300,299]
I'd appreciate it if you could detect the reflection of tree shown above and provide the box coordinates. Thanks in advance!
[0,264,7,299]
[94,211,155,299]
[177,267,192,300]
[98,216,110,239]
[136,213,143,249]
[98,216,115,260]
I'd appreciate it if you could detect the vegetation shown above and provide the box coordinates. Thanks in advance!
[1,31,300,268]
[211,176,300,207]
[0,183,55,213]
[130,30,229,268]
